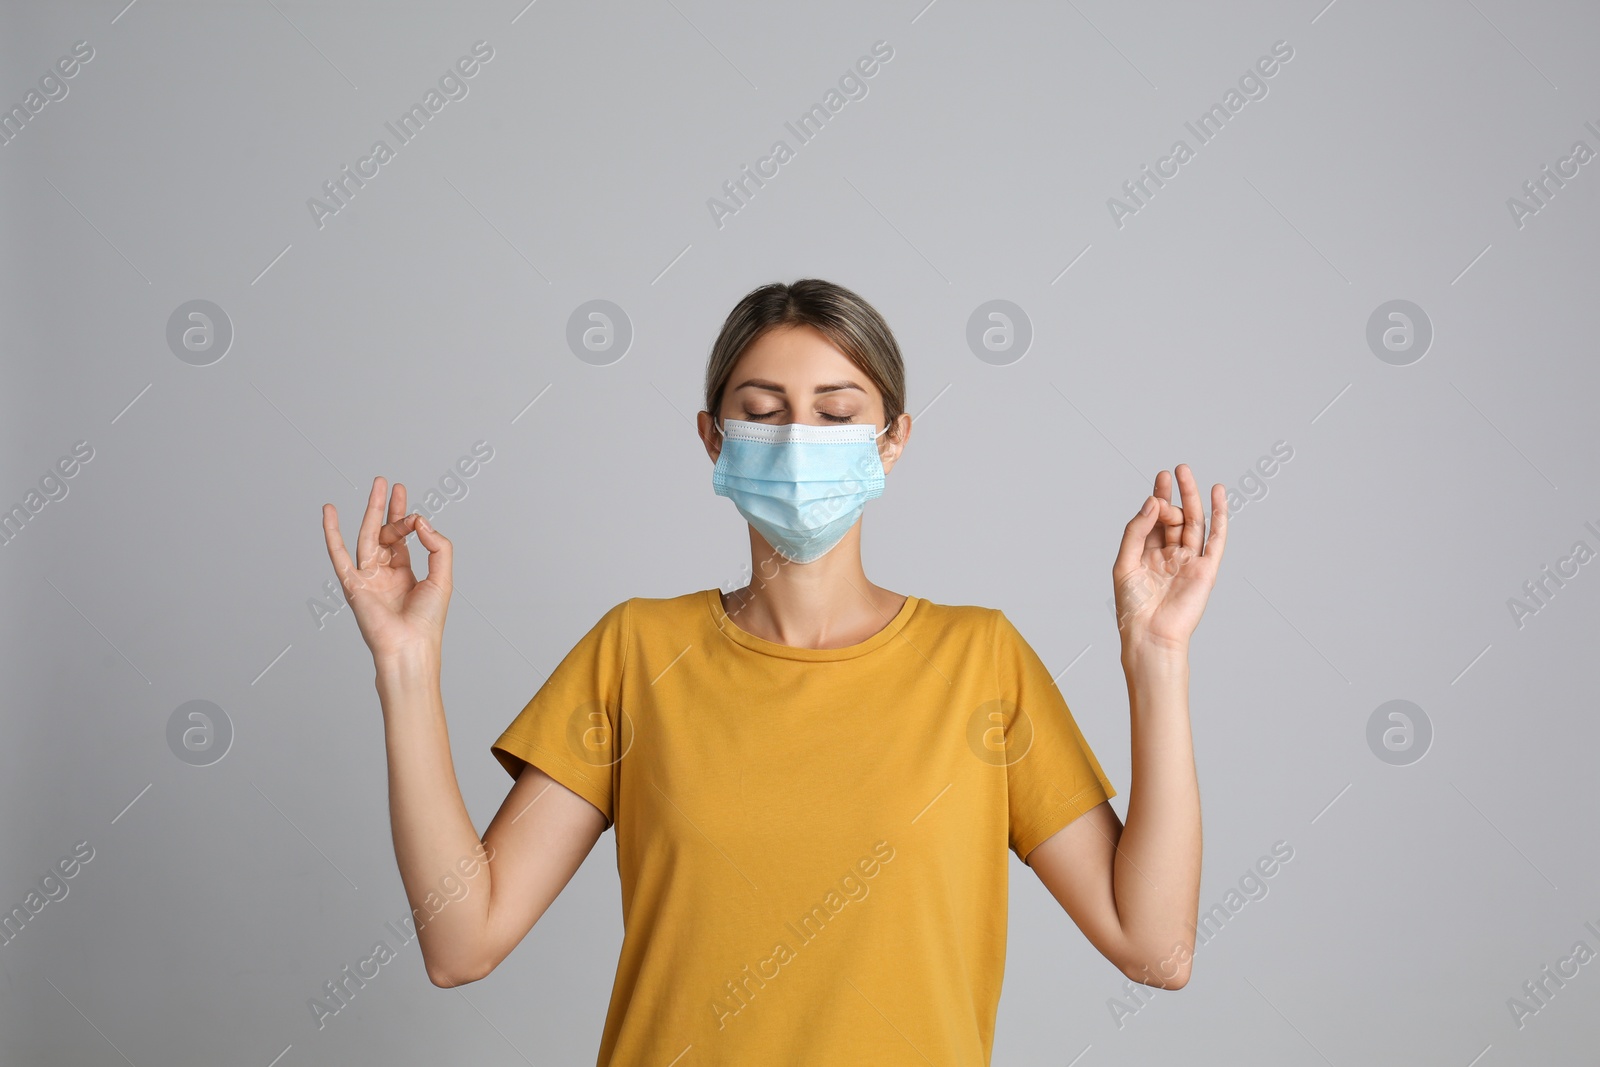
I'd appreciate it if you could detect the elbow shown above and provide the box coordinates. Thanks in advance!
[1121,961,1191,990]
[1150,965,1191,990]
[1119,942,1193,990]
[425,956,491,988]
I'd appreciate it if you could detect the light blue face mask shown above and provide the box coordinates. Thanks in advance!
[711,415,890,564]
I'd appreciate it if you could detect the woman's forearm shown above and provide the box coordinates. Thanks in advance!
[1113,647,1202,982]
[374,646,493,984]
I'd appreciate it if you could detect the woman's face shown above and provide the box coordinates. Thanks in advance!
[699,323,910,474]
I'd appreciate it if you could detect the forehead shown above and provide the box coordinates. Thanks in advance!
[730,324,872,392]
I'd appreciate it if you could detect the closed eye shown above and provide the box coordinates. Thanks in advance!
[744,410,856,423]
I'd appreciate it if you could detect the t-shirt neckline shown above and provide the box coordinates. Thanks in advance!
[703,587,920,661]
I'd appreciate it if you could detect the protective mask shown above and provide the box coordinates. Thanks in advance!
[711,415,889,563]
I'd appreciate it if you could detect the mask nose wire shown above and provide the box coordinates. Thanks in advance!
[712,415,891,438]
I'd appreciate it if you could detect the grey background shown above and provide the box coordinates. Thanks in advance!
[3,0,1596,1064]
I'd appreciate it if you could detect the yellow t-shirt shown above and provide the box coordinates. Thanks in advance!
[491,587,1117,1066]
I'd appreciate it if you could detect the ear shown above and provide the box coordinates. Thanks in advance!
[878,413,911,475]
[698,411,723,463]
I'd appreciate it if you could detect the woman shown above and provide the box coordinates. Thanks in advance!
[320,278,1226,1065]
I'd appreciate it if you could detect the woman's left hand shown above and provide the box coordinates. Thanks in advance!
[1112,464,1229,660]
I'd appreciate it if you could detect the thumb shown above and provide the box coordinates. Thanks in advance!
[1114,496,1161,579]
[412,513,453,589]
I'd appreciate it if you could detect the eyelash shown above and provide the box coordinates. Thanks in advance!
[746,410,855,423]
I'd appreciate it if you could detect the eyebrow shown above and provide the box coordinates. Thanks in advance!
[731,378,866,395]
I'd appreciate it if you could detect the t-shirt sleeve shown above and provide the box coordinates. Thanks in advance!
[490,598,631,831]
[991,609,1117,862]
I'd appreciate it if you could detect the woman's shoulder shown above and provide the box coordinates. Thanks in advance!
[909,597,1059,650]
[903,593,1000,632]
[607,587,719,629]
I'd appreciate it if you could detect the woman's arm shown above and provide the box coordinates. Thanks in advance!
[375,648,606,986]
[1025,464,1226,989]
[324,478,607,988]
[1027,653,1199,987]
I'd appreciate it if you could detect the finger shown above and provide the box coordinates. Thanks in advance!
[1115,496,1162,579]
[378,513,421,565]
[1151,468,1170,530]
[1175,463,1203,554]
[356,476,387,570]
[413,514,453,590]
[1146,469,1169,550]
[388,481,407,526]
[1152,469,1185,548]
[379,513,419,542]
[322,503,356,582]
[1201,482,1228,561]
[1146,497,1182,555]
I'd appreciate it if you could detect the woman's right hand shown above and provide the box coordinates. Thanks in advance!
[321,476,453,664]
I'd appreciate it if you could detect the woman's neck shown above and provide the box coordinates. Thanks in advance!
[720,532,904,649]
